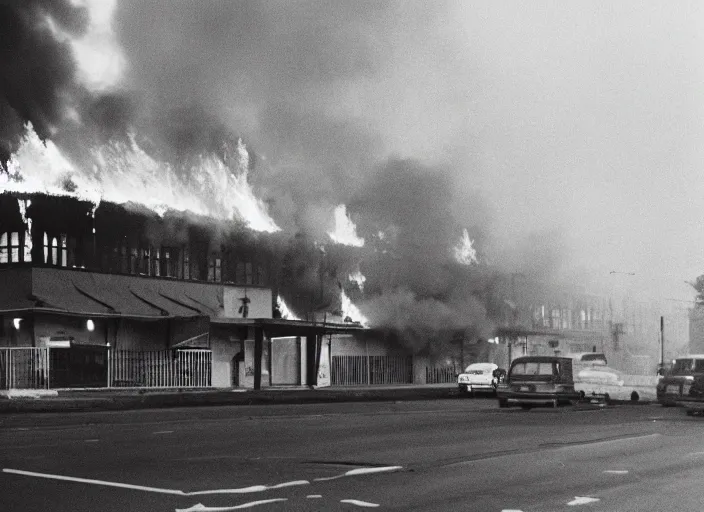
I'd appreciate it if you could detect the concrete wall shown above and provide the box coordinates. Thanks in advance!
[210,335,242,388]
[331,334,407,357]
[0,315,35,347]
[223,287,272,319]
[115,319,169,351]
[242,337,271,389]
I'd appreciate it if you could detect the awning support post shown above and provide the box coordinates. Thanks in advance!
[254,326,263,391]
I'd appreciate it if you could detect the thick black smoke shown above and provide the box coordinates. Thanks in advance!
[0,1,88,163]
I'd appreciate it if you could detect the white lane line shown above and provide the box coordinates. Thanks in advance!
[306,495,323,498]
[189,480,309,495]
[4,468,308,496]
[603,470,629,474]
[153,431,174,435]
[3,468,184,495]
[84,439,100,443]
[568,496,600,506]
[340,499,380,507]
[314,465,403,482]
[175,499,288,511]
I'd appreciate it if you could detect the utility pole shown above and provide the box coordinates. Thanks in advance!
[660,315,665,368]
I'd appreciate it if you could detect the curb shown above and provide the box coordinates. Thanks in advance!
[0,387,463,414]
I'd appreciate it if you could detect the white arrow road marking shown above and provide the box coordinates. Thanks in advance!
[175,499,288,511]
[340,499,380,507]
[568,496,600,506]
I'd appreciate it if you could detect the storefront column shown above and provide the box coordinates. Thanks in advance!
[254,326,263,390]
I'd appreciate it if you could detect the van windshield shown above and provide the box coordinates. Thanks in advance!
[580,354,606,365]
[671,358,704,375]
[511,362,556,377]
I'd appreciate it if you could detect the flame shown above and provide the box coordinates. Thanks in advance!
[277,295,300,320]
[1,124,280,233]
[17,199,32,262]
[454,228,478,265]
[348,270,366,292]
[328,204,364,247]
[341,289,369,327]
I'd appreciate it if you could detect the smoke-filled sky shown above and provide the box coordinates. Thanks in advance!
[2,0,702,304]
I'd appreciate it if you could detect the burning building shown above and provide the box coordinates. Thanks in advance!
[0,188,377,389]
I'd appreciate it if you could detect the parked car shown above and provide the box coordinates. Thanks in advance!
[677,373,704,416]
[457,362,500,396]
[657,355,704,406]
[497,356,580,409]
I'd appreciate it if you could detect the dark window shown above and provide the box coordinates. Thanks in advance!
[256,265,265,286]
[245,262,253,285]
[43,233,69,267]
[236,262,245,284]
[0,232,8,263]
[183,247,190,280]
[152,248,161,277]
[207,255,222,282]
[161,247,177,278]
[130,248,138,274]
[10,232,20,263]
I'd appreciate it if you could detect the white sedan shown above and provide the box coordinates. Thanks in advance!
[457,363,500,396]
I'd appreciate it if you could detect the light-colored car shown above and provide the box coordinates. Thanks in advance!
[457,362,499,396]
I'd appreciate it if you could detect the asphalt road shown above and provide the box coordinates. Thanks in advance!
[0,398,702,511]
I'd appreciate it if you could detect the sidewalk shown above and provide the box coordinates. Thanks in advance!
[0,384,460,414]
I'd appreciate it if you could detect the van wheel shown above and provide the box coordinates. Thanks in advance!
[630,391,640,402]
[520,404,532,410]
[498,399,508,408]
[604,393,611,405]
[578,391,586,401]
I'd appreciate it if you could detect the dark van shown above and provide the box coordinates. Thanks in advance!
[497,356,581,409]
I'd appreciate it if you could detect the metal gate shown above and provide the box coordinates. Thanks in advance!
[331,355,413,386]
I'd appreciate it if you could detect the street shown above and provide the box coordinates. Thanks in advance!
[1,398,702,511]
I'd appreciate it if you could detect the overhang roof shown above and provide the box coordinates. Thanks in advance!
[211,317,367,336]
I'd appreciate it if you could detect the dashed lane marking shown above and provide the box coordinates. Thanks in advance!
[340,499,380,507]
[84,439,100,443]
[153,431,174,434]
[314,465,403,481]
[306,495,322,498]
[603,470,629,474]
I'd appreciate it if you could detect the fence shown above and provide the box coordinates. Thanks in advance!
[110,349,212,388]
[426,366,459,384]
[331,355,413,386]
[0,347,212,390]
[0,347,50,390]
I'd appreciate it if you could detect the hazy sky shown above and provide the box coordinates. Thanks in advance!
[5,0,703,303]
